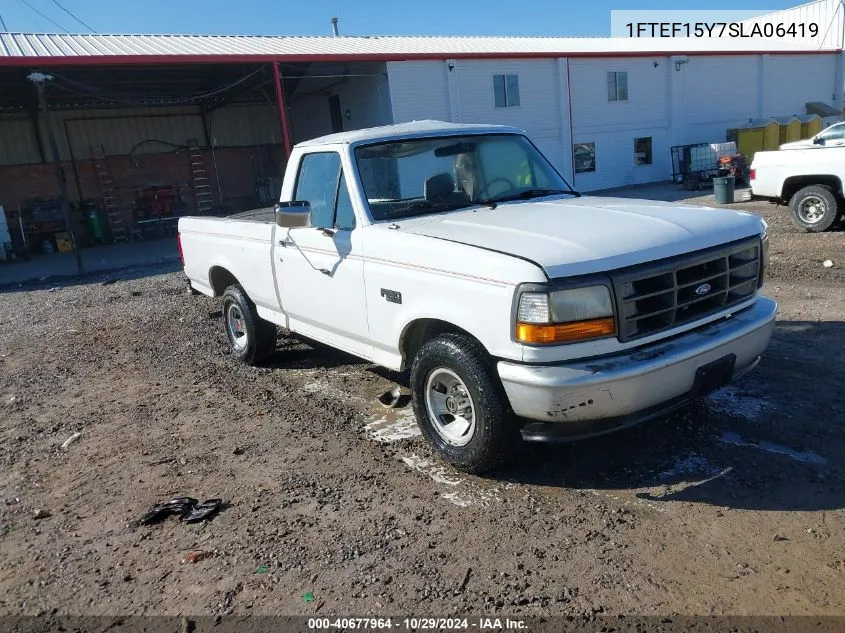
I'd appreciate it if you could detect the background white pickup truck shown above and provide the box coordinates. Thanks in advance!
[779,121,845,150]
[180,121,776,473]
[750,146,845,232]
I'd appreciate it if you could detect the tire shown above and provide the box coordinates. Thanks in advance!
[836,196,845,225]
[789,185,838,232]
[221,285,277,365]
[409,333,517,474]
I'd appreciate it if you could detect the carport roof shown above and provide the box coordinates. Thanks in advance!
[0,32,836,65]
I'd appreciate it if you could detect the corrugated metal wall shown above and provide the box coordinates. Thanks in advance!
[743,0,843,49]
[288,67,392,144]
[387,58,572,179]
[454,58,568,174]
[0,115,41,165]
[209,104,282,147]
[387,61,451,123]
[764,53,838,114]
[0,103,281,167]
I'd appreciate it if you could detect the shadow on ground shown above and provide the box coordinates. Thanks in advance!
[493,320,845,513]
[262,335,368,372]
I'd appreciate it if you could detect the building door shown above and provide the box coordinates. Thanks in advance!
[328,95,344,133]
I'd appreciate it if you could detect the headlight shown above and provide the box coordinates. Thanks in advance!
[550,286,613,322]
[759,232,769,288]
[515,285,615,344]
[516,292,551,323]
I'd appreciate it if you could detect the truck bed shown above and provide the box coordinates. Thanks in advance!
[178,214,280,315]
[225,207,276,223]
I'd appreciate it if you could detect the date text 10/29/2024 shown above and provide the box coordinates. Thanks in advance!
[625,22,819,38]
[308,618,527,630]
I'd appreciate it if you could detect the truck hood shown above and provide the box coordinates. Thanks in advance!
[397,195,764,279]
[779,140,819,150]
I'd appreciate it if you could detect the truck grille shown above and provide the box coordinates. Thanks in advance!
[613,238,761,342]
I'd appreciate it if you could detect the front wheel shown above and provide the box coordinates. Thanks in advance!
[409,333,517,474]
[221,285,277,365]
[789,185,838,232]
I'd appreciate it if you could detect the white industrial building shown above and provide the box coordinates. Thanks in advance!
[0,0,842,259]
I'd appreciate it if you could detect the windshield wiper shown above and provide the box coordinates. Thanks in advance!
[387,200,476,218]
[480,188,579,205]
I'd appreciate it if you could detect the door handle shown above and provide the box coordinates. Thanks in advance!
[278,238,294,247]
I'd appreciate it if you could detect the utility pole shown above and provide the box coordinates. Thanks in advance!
[27,72,83,274]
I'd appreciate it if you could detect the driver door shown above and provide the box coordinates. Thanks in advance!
[275,151,371,359]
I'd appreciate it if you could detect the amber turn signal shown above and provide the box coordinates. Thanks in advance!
[515,317,616,344]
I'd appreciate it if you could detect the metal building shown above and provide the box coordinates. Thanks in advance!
[0,29,841,260]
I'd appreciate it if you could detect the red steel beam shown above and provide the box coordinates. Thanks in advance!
[272,61,292,158]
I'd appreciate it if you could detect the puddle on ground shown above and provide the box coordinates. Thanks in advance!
[658,453,723,480]
[302,380,363,402]
[441,491,474,507]
[628,452,733,500]
[400,454,463,486]
[719,431,827,465]
[399,453,501,507]
[364,407,422,443]
[707,386,769,420]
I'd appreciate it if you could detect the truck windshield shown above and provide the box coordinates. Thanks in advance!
[354,134,578,221]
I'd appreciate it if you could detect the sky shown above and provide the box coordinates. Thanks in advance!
[0,0,806,37]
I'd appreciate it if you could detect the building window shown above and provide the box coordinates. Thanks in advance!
[574,143,596,174]
[607,71,628,102]
[634,137,653,165]
[494,74,520,108]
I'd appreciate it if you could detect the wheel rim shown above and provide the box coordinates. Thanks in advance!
[424,368,476,447]
[798,195,827,224]
[226,304,248,350]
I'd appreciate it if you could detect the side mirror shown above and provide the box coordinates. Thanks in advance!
[275,201,311,228]
[813,137,824,145]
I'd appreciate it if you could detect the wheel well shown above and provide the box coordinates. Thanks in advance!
[209,266,239,297]
[782,176,842,201]
[400,319,482,369]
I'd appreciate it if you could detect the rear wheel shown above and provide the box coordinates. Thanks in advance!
[221,285,277,365]
[410,333,517,474]
[789,185,838,232]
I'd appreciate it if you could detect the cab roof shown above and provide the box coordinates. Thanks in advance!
[295,120,524,148]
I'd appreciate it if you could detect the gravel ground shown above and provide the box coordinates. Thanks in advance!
[0,192,843,617]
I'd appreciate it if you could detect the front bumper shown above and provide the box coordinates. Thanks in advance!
[497,297,777,442]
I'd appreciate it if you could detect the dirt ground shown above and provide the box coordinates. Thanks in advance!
[1,190,843,618]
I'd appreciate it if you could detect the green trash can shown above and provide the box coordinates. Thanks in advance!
[86,205,105,243]
[713,176,735,204]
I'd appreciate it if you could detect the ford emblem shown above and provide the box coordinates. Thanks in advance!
[695,283,711,296]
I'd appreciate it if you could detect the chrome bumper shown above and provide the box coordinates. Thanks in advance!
[498,297,777,439]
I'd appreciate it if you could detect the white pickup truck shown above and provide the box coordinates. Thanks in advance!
[179,121,776,473]
[750,146,845,232]
[779,121,845,150]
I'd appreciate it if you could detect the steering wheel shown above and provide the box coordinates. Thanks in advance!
[475,177,516,200]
